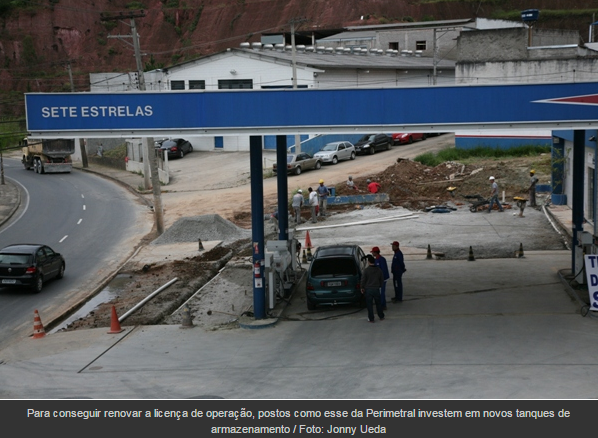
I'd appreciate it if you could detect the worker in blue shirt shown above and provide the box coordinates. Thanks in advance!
[370,246,390,310]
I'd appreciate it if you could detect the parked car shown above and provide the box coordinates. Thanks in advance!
[305,244,367,310]
[273,153,322,176]
[392,132,427,145]
[313,141,356,164]
[0,244,65,293]
[354,133,392,155]
[157,138,193,158]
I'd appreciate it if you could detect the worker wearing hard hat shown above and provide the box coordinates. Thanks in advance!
[316,179,330,217]
[487,176,504,213]
[529,170,539,207]
[292,189,304,224]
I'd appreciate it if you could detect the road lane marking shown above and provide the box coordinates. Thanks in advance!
[59,235,68,243]
[77,219,82,225]
[83,205,86,210]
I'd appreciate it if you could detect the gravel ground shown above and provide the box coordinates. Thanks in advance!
[151,214,251,245]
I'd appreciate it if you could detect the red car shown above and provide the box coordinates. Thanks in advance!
[392,133,427,145]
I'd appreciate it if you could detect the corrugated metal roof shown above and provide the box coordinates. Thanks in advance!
[235,47,455,70]
[345,18,475,31]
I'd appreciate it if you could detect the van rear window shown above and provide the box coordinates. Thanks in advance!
[311,258,357,277]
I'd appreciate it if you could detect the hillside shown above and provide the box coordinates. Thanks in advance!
[1,0,598,117]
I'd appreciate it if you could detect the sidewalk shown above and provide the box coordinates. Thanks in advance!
[1,162,597,399]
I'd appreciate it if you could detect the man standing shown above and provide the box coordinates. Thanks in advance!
[528,170,539,207]
[317,179,330,217]
[487,176,504,213]
[308,187,318,223]
[291,189,304,224]
[367,178,381,194]
[371,246,390,309]
[390,241,406,303]
[361,255,385,323]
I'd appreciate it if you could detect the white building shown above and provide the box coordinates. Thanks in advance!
[90,43,455,151]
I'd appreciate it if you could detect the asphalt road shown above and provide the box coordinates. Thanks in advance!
[0,158,152,350]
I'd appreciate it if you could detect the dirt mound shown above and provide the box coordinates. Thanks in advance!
[334,155,550,211]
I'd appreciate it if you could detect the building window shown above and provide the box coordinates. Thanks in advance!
[189,80,205,90]
[218,79,253,89]
[416,41,427,50]
[170,80,185,90]
[389,42,399,50]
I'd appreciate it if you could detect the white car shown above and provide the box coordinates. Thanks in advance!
[313,141,356,164]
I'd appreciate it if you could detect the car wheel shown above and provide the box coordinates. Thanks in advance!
[422,134,427,140]
[408,136,413,144]
[386,141,392,151]
[369,147,375,155]
[307,299,316,310]
[350,152,356,160]
[315,161,321,170]
[31,275,43,294]
[57,263,65,279]
[188,145,193,153]
[295,166,302,175]
[332,156,338,164]
[179,149,184,159]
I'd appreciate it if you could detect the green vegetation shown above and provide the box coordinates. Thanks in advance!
[22,35,37,65]
[188,5,203,32]
[102,21,117,32]
[0,119,27,152]
[126,2,146,10]
[104,144,127,160]
[414,145,552,167]
[144,55,164,71]
[97,38,107,46]
[491,9,598,20]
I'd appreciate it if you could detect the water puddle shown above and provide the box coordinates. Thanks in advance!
[50,274,133,333]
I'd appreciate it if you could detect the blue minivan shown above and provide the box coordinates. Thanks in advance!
[305,245,367,310]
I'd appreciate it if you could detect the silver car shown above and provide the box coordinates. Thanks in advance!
[313,141,356,164]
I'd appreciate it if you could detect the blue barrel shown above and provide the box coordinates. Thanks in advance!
[329,187,336,197]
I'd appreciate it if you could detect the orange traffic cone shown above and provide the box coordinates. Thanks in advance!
[107,305,124,334]
[32,309,46,339]
[305,230,312,249]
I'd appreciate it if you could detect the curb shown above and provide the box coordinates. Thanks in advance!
[0,178,21,228]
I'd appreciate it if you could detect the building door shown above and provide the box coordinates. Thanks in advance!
[215,136,224,149]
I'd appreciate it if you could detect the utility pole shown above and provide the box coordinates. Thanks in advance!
[102,10,164,235]
[289,17,307,154]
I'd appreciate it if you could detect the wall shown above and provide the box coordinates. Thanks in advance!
[456,57,598,84]
[455,129,552,149]
[457,28,580,63]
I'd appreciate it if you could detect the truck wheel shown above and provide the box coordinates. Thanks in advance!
[23,158,31,170]
[34,160,40,174]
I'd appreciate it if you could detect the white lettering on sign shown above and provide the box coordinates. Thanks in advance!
[584,254,598,310]
[41,105,153,118]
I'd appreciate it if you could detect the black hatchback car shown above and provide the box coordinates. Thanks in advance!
[0,244,65,293]
[158,138,193,159]
[305,244,367,310]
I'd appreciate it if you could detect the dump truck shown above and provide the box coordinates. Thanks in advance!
[22,138,75,174]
